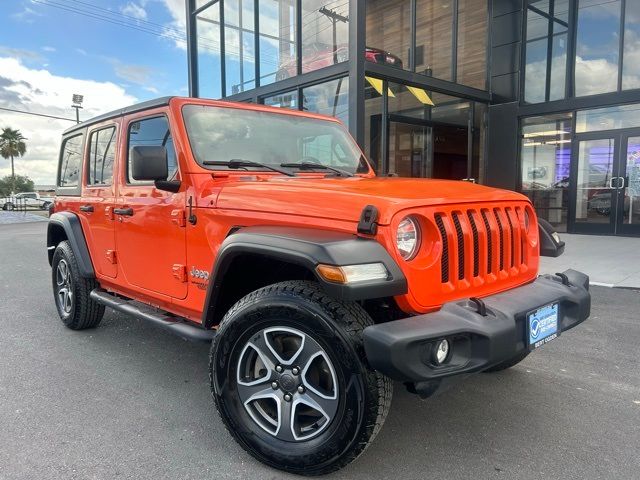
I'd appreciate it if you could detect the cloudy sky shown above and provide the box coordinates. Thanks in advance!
[0,0,188,185]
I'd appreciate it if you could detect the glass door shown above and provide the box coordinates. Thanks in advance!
[570,135,618,234]
[569,129,640,236]
[388,120,432,178]
[617,133,640,236]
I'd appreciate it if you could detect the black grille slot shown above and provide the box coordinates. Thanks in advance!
[467,211,479,277]
[452,213,465,280]
[481,210,493,274]
[435,214,449,283]
[505,208,515,268]
[517,207,526,265]
[493,209,504,271]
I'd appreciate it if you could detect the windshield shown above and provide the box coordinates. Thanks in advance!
[182,104,370,175]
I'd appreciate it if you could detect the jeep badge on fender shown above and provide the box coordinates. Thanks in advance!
[47,97,590,476]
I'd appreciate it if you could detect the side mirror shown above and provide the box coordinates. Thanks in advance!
[538,218,565,257]
[130,146,180,193]
[131,146,168,181]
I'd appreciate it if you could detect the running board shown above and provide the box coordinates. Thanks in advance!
[90,289,215,343]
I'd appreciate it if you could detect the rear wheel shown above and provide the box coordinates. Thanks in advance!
[210,281,392,475]
[483,350,530,372]
[51,241,104,330]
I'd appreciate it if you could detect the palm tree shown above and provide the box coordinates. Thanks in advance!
[0,127,27,193]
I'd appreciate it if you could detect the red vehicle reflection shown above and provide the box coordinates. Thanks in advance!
[276,44,403,81]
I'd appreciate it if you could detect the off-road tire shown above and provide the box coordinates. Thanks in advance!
[483,350,530,372]
[52,240,104,330]
[210,281,392,476]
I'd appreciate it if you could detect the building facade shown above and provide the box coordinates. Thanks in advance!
[186,0,640,236]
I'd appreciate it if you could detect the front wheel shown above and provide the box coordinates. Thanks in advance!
[210,281,392,475]
[4,202,14,211]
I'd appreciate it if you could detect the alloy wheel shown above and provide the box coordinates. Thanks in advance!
[236,326,339,442]
[56,259,73,314]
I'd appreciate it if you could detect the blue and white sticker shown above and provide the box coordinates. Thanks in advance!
[528,303,559,346]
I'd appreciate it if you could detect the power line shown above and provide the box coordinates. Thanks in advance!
[0,106,77,122]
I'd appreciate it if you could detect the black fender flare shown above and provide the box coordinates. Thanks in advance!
[47,212,95,278]
[202,226,407,325]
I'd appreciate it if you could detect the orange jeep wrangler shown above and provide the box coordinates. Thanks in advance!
[48,97,590,475]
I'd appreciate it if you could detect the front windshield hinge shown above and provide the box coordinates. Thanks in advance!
[357,204,379,235]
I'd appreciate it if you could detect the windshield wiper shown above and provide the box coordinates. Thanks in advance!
[280,161,354,177]
[203,159,295,177]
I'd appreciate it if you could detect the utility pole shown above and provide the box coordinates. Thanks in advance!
[319,6,349,64]
[71,94,84,124]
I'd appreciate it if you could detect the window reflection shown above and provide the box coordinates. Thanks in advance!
[196,4,222,99]
[366,0,411,70]
[524,0,569,103]
[225,0,256,95]
[457,0,487,89]
[302,77,349,126]
[415,0,453,80]
[575,0,621,96]
[264,90,298,109]
[622,1,640,90]
[260,0,297,86]
[301,0,349,74]
[520,113,573,232]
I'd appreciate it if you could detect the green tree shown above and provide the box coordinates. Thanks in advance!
[0,175,34,197]
[0,127,27,192]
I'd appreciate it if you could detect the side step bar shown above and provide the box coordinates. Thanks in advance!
[90,289,216,343]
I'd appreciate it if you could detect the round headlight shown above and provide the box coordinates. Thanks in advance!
[397,216,420,260]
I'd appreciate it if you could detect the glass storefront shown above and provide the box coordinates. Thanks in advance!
[260,0,296,86]
[301,0,349,74]
[365,0,487,87]
[521,103,640,235]
[364,76,485,181]
[520,113,572,232]
[260,77,349,125]
[195,4,222,99]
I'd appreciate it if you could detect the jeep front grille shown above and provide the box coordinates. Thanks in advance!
[434,206,529,286]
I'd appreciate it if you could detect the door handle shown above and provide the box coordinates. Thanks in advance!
[79,205,94,213]
[113,207,134,216]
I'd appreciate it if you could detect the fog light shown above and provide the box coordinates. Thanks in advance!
[434,339,450,364]
[552,232,561,244]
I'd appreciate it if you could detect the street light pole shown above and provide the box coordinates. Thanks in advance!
[71,94,84,124]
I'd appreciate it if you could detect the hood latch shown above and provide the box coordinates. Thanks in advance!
[357,205,379,235]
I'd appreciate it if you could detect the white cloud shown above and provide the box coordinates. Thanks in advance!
[0,57,137,184]
[122,2,147,20]
[42,46,57,53]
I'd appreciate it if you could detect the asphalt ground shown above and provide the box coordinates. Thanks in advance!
[1,222,639,480]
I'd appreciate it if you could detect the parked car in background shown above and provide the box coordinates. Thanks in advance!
[2,192,53,211]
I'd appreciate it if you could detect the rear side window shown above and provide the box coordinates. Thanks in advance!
[127,116,178,184]
[58,134,84,188]
[88,126,116,186]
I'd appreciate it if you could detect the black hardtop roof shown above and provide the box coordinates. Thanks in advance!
[62,96,174,136]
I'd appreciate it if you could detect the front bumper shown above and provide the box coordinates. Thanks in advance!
[363,269,590,396]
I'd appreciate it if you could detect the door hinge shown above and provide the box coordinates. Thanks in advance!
[172,264,188,282]
[106,250,117,264]
[171,208,186,227]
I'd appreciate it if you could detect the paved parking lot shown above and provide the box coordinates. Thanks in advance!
[1,222,639,480]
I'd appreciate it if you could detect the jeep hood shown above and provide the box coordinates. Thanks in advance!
[213,176,529,225]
